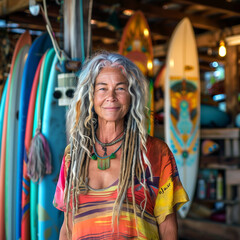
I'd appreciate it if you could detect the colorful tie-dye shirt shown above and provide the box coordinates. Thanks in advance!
[53,136,188,239]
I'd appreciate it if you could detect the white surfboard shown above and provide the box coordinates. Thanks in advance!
[164,18,200,218]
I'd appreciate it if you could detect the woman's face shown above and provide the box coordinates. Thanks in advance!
[93,67,131,124]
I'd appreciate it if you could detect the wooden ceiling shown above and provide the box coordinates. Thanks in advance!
[1,0,240,71]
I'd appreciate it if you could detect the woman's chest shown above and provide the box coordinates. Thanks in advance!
[87,157,121,189]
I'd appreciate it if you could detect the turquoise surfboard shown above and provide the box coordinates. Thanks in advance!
[200,104,230,128]
[38,54,66,239]
[5,45,30,240]
[31,48,55,240]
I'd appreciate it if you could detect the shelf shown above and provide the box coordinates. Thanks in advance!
[178,217,240,240]
[200,156,239,169]
[195,199,240,205]
[200,128,240,139]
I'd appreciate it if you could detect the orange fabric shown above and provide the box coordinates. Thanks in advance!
[53,136,189,239]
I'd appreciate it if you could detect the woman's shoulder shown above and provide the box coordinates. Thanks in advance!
[146,135,169,152]
[145,136,170,164]
[145,136,175,175]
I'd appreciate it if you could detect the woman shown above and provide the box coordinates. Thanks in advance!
[53,52,189,240]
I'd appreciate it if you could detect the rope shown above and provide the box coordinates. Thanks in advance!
[42,0,68,63]
[87,0,93,59]
[80,0,85,63]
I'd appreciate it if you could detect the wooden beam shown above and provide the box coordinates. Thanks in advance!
[225,45,240,121]
[153,44,223,64]
[199,64,215,72]
[92,40,118,52]
[153,44,167,57]
[92,27,117,41]
[126,2,221,30]
[196,31,219,48]
[7,12,60,32]
[172,0,240,16]
[198,54,225,65]
[0,0,7,16]
[0,0,29,16]
[96,0,222,31]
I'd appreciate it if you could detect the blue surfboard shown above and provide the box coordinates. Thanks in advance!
[31,48,55,240]
[16,32,52,240]
[38,54,66,239]
[5,45,30,240]
[0,77,9,155]
[200,104,231,128]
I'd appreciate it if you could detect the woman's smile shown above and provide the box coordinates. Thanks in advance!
[103,106,120,110]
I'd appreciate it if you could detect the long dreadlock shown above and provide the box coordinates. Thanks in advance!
[64,52,153,235]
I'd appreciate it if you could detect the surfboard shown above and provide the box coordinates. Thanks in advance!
[5,44,30,240]
[17,32,52,240]
[38,54,66,240]
[164,17,200,218]
[0,77,9,154]
[21,56,44,240]
[30,48,55,240]
[119,10,154,136]
[200,104,230,128]
[0,31,31,240]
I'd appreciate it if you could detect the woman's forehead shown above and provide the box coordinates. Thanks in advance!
[96,67,128,82]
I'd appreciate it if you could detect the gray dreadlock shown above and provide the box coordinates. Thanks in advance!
[64,51,153,235]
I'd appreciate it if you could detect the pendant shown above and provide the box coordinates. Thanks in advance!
[91,153,116,170]
[98,157,110,170]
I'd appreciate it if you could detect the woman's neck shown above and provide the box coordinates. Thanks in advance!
[96,120,125,143]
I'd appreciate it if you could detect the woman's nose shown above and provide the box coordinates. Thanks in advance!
[106,89,117,101]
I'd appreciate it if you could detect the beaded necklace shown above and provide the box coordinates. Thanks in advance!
[94,130,125,156]
[91,143,122,170]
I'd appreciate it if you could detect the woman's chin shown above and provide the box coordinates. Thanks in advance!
[98,116,125,124]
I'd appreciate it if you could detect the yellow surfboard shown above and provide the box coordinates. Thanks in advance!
[119,11,154,135]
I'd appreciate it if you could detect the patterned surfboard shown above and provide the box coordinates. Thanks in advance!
[119,10,154,135]
[164,18,200,218]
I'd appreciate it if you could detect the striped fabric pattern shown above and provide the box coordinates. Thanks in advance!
[53,136,189,239]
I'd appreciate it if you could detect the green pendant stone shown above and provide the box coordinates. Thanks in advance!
[97,157,110,170]
[105,158,110,169]
[97,158,102,169]
[91,153,97,160]
[109,153,116,159]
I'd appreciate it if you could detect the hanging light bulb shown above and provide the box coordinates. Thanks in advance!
[147,60,153,71]
[218,40,226,57]
[143,28,149,37]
